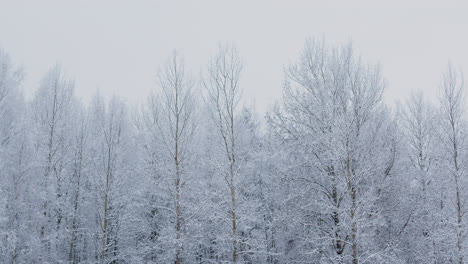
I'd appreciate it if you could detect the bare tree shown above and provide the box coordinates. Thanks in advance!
[100,97,125,264]
[31,64,74,262]
[0,48,28,264]
[86,94,130,264]
[147,51,198,264]
[68,106,89,263]
[402,91,438,262]
[437,63,466,264]
[268,39,390,264]
[204,44,243,263]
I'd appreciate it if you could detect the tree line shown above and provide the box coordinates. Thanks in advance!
[1,39,468,263]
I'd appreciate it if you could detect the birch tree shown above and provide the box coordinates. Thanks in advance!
[0,48,30,264]
[268,38,394,263]
[88,94,133,264]
[436,63,467,264]
[399,92,441,263]
[147,52,198,263]
[204,44,243,263]
[31,64,74,262]
[67,104,89,263]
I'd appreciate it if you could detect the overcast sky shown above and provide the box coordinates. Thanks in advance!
[1,0,468,115]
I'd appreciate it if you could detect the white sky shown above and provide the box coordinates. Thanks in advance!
[1,0,468,115]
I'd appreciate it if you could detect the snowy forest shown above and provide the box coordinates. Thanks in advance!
[0,38,467,264]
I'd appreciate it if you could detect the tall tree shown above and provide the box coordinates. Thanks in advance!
[147,52,198,263]
[89,95,131,264]
[68,104,89,263]
[268,39,394,263]
[400,92,440,263]
[31,64,74,262]
[204,44,243,263]
[0,48,28,264]
[436,63,467,264]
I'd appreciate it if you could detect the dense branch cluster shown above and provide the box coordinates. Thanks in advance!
[1,39,468,263]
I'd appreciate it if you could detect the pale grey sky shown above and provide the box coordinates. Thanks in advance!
[1,0,468,114]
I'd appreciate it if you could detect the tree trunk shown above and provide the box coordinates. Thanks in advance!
[231,162,237,264]
[101,145,112,264]
[456,176,464,264]
[69,144,83,263]
[175,166,181,264]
